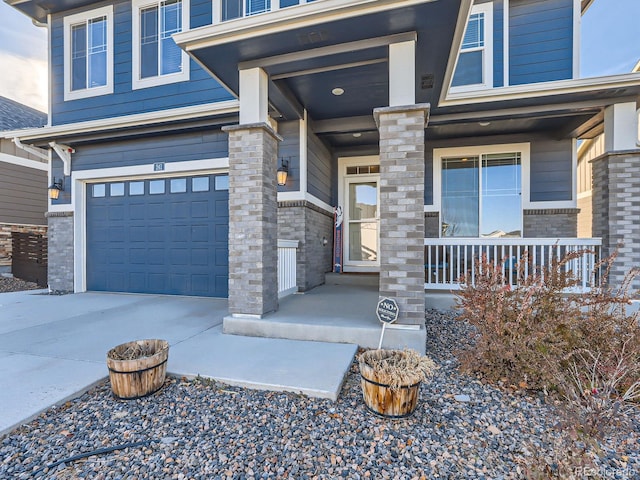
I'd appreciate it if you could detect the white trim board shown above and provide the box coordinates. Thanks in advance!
[2,100,240,141]
[428,142,576,220]
[63,6,114,102]
[175,0,437,50]
[277,191,333,214]
[449,2,494,94]
[442,73,640,107]
[70,157,230,293]
[132,0,191,90]
[0,153,48,171]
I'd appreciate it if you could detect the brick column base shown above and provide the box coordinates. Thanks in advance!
[592,150,640,291]
[223,123,281,317]
[46,212,74,293]
[374,104,430,326]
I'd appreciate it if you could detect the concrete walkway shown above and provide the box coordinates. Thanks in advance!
[0,291,357,437]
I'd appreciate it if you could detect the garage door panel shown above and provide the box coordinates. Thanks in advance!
[215,199,228,217]
[191,201,208,218]
[86,174,229,297]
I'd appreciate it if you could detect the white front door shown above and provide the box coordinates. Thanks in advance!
[344,174,380,272]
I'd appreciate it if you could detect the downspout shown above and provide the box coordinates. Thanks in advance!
[12,138,49,161]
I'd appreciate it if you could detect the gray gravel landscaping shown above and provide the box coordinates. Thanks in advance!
[1,310,638,479]
[0,276,41,293]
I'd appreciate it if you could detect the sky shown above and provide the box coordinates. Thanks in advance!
[0,0,639,113]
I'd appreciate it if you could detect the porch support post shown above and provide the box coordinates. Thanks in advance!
[374,103,430,326]
[223,66,282,317]
[223,123,282,317]
[593,101,640,291]
[389,40,416,106]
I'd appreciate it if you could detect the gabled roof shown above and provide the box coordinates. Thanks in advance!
[0,96,46,132]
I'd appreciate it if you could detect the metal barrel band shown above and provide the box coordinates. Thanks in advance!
[112,382,165,400]
[108,357,168,375]
[361,375,420,390]
[363,403,416,419]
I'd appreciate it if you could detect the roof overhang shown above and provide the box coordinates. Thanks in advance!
[174,0,468,121]
[3,0,98,23]
[2,100,240,146]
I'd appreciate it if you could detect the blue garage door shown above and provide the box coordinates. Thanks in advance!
[86,174,229,297]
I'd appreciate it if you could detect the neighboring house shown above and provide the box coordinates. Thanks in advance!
[0,96,48,274]
[577,59,640,238]
[3,0,640,350]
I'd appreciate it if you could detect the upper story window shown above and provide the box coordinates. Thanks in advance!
[451,2,493,92]
[63,6,114,101]
[218,0,311,21]
[132,0,190,89]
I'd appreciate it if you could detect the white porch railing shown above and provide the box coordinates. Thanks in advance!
[278,239,299,298]
[424,238,603,291]
[213,0,314,23]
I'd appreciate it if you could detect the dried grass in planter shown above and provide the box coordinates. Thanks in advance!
[359,349,437,390]
[108,341,164,360]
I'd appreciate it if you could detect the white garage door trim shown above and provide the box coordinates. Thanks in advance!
[71,157,229,293]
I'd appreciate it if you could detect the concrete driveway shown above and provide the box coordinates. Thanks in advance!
[0,291,356,437]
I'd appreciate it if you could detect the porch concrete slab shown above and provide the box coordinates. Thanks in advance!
[224,278,427,352]
[170,326,357,400]
[0,291,356,437]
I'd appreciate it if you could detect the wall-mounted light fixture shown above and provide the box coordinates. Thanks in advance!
[48,178,64,200]
[277,158,289,186]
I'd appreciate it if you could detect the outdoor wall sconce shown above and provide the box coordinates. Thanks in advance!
[277,158,289,186]
[48,178,64,200]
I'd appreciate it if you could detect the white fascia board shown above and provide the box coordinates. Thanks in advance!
[1,100,240,141]
[0,153,48,171]
[441,73,640,107]
[174,0,436,50]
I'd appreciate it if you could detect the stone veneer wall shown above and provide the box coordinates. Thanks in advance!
[46,212,74,292]
[277,201,333,291]
[592,151,640,290]
[375,104,429,326]
[0,223,48,269]
[523,209,579,238]
[224,123,280,317]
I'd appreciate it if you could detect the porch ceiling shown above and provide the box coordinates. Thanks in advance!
[177,0,463,121]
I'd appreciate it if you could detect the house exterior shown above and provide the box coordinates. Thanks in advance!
[0,97,48,274]
[3,0,640,350]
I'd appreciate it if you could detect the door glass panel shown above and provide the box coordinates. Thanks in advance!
[349,222,378,262]
[481,153,521,237]
[441,157,479,237]
[349,183,377,220]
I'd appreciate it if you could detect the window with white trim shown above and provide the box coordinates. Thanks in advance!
[451,2,493,91]
[132,0,190,89]
[432,144,531,238]
[63,6,114,101]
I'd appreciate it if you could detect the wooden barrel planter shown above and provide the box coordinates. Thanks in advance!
[359,349,435,418]
[106,339,169,400]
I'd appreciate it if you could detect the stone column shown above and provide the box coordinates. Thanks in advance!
[223,123,281,317]
[374,104,430,325]
[46,211,74,293]
[592,150,640,290]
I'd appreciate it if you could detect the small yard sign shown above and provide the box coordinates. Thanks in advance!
[376,297,399,324]
[376,297,399,349]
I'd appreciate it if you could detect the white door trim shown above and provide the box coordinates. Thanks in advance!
[337,155,380,273]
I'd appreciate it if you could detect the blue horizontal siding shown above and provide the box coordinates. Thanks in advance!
[424,134,572,205]
[52,129,228,205]
[307,130,333,205]
[51,0,230,126]
[277,121,301,193]
[509,0,573,85]
[493,0,504,87]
